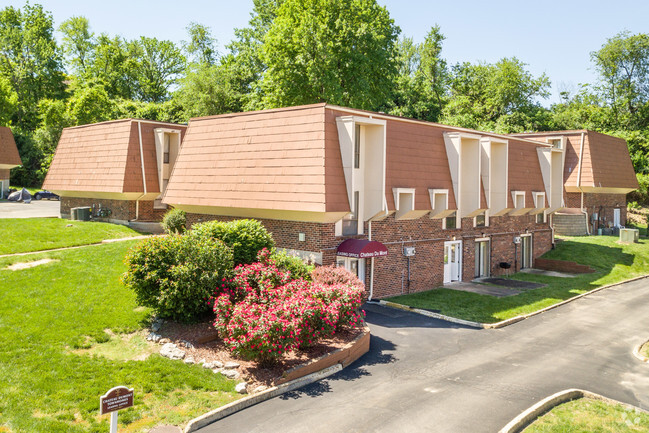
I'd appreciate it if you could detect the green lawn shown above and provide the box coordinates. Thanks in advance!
[0,241,240,433]
[523,398,649,432]
[0,218,143,255]
[388,236,649,324]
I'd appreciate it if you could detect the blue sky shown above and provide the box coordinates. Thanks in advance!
[3,0,648,105]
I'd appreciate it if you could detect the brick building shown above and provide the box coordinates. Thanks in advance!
[43,119,186,224]
[513,131,638,235]
[0,127,21,198]
[164,104,564,299]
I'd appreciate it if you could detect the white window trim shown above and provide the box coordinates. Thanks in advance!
[546,136,565,150]
[393,187,416,220]
[473,210,489,228]
[512,191,525,209]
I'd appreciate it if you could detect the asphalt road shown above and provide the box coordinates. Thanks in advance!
[0,199,60,218]
[197,278,649,433]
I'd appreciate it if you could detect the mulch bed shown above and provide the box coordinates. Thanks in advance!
[158,319,363,388]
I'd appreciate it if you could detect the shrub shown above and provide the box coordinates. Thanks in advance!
[212,259,365,364]
[161,208,186,234]
[192,219,274,266]
[266,248,314,281]
[123,232,233,322]
[311,265,364,288]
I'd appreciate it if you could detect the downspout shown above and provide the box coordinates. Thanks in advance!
[576,132,590,235]
[368,220,374,301]
[135,121,147,221]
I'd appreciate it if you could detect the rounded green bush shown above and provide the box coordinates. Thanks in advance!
[268,248,314,281]
[122,232,233,322]
[161,208,186,234]
[191,219,274,266]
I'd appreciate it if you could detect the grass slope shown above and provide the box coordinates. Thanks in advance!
[523,398,649,432]
[0,241,239,433]
[0,218,142,255]
[388,236,649,323]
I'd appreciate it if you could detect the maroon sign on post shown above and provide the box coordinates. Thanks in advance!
[100,386,134,415]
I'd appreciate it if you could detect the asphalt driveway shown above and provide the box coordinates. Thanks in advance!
[197,278,649,432]
[0,199,60,218]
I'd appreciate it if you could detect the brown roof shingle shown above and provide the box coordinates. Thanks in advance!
[164,105,333,213]
[43,119,186,194]
[0,127,21,167]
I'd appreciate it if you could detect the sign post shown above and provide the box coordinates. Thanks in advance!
[100,386,134,433]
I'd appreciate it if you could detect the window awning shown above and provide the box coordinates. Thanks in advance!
[336,239,388,258]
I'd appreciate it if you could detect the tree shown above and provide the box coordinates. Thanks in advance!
[184,22,218,65]
[174,63,244,119]
[0,75,17,126]
[442,57,551,133]
[259,0,400,110]
[592,31,649,129]
[128,37,186,102]
[388,26,448,122]
[0,3,66,130]
[59,16,95,75]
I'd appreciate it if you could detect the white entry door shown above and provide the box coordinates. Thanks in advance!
[613,208,621,227]
[443,241,462,283]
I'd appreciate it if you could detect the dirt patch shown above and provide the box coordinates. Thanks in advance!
[159,320,363,388]
[5,258,58,271]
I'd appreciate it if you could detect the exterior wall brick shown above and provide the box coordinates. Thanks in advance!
[186,212,553,299]
[60,197,137,221]
[137,201,168,222]
[565,192,628,228]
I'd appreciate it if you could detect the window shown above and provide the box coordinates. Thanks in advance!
[548,138,562,149]
[336,256,364,280]
[514,192,525,210]
[444,212,457,229]
[475,240,490,278]
[342,191,359,235]
[163,134,170,164]
[475,212,486,227]
[354,124,361,169]
[534,192,545,223]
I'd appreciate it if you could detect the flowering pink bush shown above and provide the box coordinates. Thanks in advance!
[211,251,365,363]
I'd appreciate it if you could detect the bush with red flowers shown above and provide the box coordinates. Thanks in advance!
[211,250,365,364]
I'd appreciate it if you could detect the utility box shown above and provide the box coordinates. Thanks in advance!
[403,246,416,256]
[619,228,639,244]
[71,206,92,221]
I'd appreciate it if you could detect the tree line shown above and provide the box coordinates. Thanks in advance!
[2,0,648,194]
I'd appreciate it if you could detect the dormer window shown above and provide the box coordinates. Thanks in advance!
[548,138,563,149]
[444,212,457,229]
[163,134,170,164]
[354,124,361,169]
[475,212,487,228]
[534,192,546,223]
[514,191,525,210]
[342,191,360,235]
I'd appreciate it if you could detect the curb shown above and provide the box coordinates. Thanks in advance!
[183,364,342,433]
[632,339,649,363]
[378,274,649,329]
[498,388,649,433]
[183,325,370,432]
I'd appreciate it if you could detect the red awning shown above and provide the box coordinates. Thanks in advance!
[336,239,388,259]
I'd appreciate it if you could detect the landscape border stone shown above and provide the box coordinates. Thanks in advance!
[377,274,649,329]
[183,324,371,433]
[498,388,649,433]
[632,338,649,363]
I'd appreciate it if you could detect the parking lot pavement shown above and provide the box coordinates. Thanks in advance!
[0,199,61,218]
